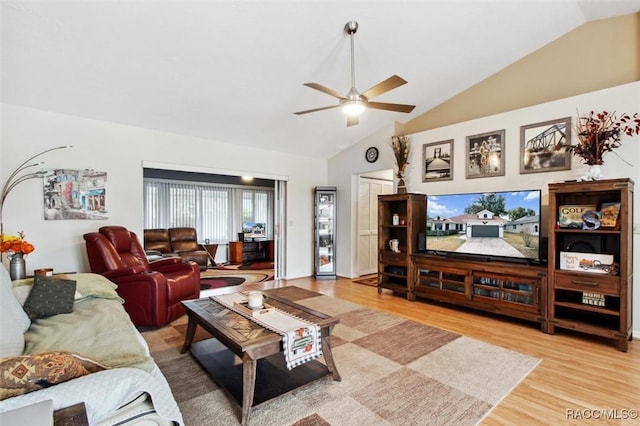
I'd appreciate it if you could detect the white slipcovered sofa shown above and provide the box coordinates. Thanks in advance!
[0,264,183,425]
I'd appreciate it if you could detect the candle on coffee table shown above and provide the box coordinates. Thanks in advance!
[247,291,263,308]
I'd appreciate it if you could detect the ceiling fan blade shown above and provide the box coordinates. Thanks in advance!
[293,104,341,115]
[367,101,415,113]
[347,116,359,127]
[361,75,408,100]
[303,83,347,100]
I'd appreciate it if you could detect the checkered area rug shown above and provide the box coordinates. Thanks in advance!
[142,287,540,426]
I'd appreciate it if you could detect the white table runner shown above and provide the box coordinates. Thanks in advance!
[211,293,322,370]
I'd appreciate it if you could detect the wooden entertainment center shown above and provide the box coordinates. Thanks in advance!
[411,254,547,327]
[228,240,274,264]
[377,178,633,351]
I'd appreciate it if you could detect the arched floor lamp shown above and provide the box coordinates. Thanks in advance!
[0,146,72,258]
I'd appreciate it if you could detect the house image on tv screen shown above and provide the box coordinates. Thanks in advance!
[428,209,507,238]
[242,222,266,239]
[425,190,542,261]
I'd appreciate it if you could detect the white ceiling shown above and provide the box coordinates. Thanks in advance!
[2,1,639,160]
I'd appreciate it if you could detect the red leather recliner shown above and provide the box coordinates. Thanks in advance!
[83,226,200,327]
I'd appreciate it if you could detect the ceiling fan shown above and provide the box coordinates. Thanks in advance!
[294,21,416,127]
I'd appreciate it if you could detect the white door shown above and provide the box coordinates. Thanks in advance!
[357,177,392,276]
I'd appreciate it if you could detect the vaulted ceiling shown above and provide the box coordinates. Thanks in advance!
[2,1,639,160]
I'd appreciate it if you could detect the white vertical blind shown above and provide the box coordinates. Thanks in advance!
[201,187,230,243]
[143,178,274,243]
[169,184,197,227]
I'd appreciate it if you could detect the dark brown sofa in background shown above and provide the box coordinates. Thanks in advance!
[143,228,210,271]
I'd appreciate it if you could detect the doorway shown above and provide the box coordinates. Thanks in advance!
[141,161,288,279]
[356,171,393,276]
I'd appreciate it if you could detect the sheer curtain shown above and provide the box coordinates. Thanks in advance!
[143,178,274,243]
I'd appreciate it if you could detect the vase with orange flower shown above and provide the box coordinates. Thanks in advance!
[0,231,35,280]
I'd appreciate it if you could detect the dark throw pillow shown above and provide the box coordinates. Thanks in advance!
[22,275,77,319]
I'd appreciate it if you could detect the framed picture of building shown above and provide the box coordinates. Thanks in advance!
[465,129,505,179]
[422,139,453,182]
[520,117,571,174]
[43,169,108,220]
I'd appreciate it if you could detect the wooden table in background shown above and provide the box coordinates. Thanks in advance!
[199,243,219,267]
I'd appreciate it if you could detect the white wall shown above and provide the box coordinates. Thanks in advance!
[327,124,396,278]
[0,105,326,279]
[330,81,640,334]
[406,82,640,204]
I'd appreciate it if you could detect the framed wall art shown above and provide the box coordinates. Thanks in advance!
[422,139,453,182]
[43,169,108,220]
[465,129,505,179]
[520,117,571,174]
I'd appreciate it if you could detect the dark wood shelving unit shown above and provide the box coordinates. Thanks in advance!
[547,178,633,351]
[374,179,633,347]
[377,193,426,299]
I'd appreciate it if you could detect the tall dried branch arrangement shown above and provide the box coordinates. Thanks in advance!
[390,135,411,178]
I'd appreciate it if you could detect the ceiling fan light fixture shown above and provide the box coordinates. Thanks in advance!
[294,20,415,125]
[342,99,365,117]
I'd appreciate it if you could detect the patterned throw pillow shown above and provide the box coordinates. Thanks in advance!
[22,275,77,319]
[0,351,107,400]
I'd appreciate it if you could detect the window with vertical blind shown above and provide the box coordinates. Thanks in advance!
[143,178,273,243]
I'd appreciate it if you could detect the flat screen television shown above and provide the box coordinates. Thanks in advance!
[425,189,542,263]
[242,222,266,240]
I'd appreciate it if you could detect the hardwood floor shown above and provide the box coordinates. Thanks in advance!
[227,276,640,425]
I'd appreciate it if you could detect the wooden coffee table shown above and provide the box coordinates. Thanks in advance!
[180,289,341,426]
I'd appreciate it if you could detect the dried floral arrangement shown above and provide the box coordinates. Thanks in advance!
[570,110,640,165]
[390,135,411,178]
